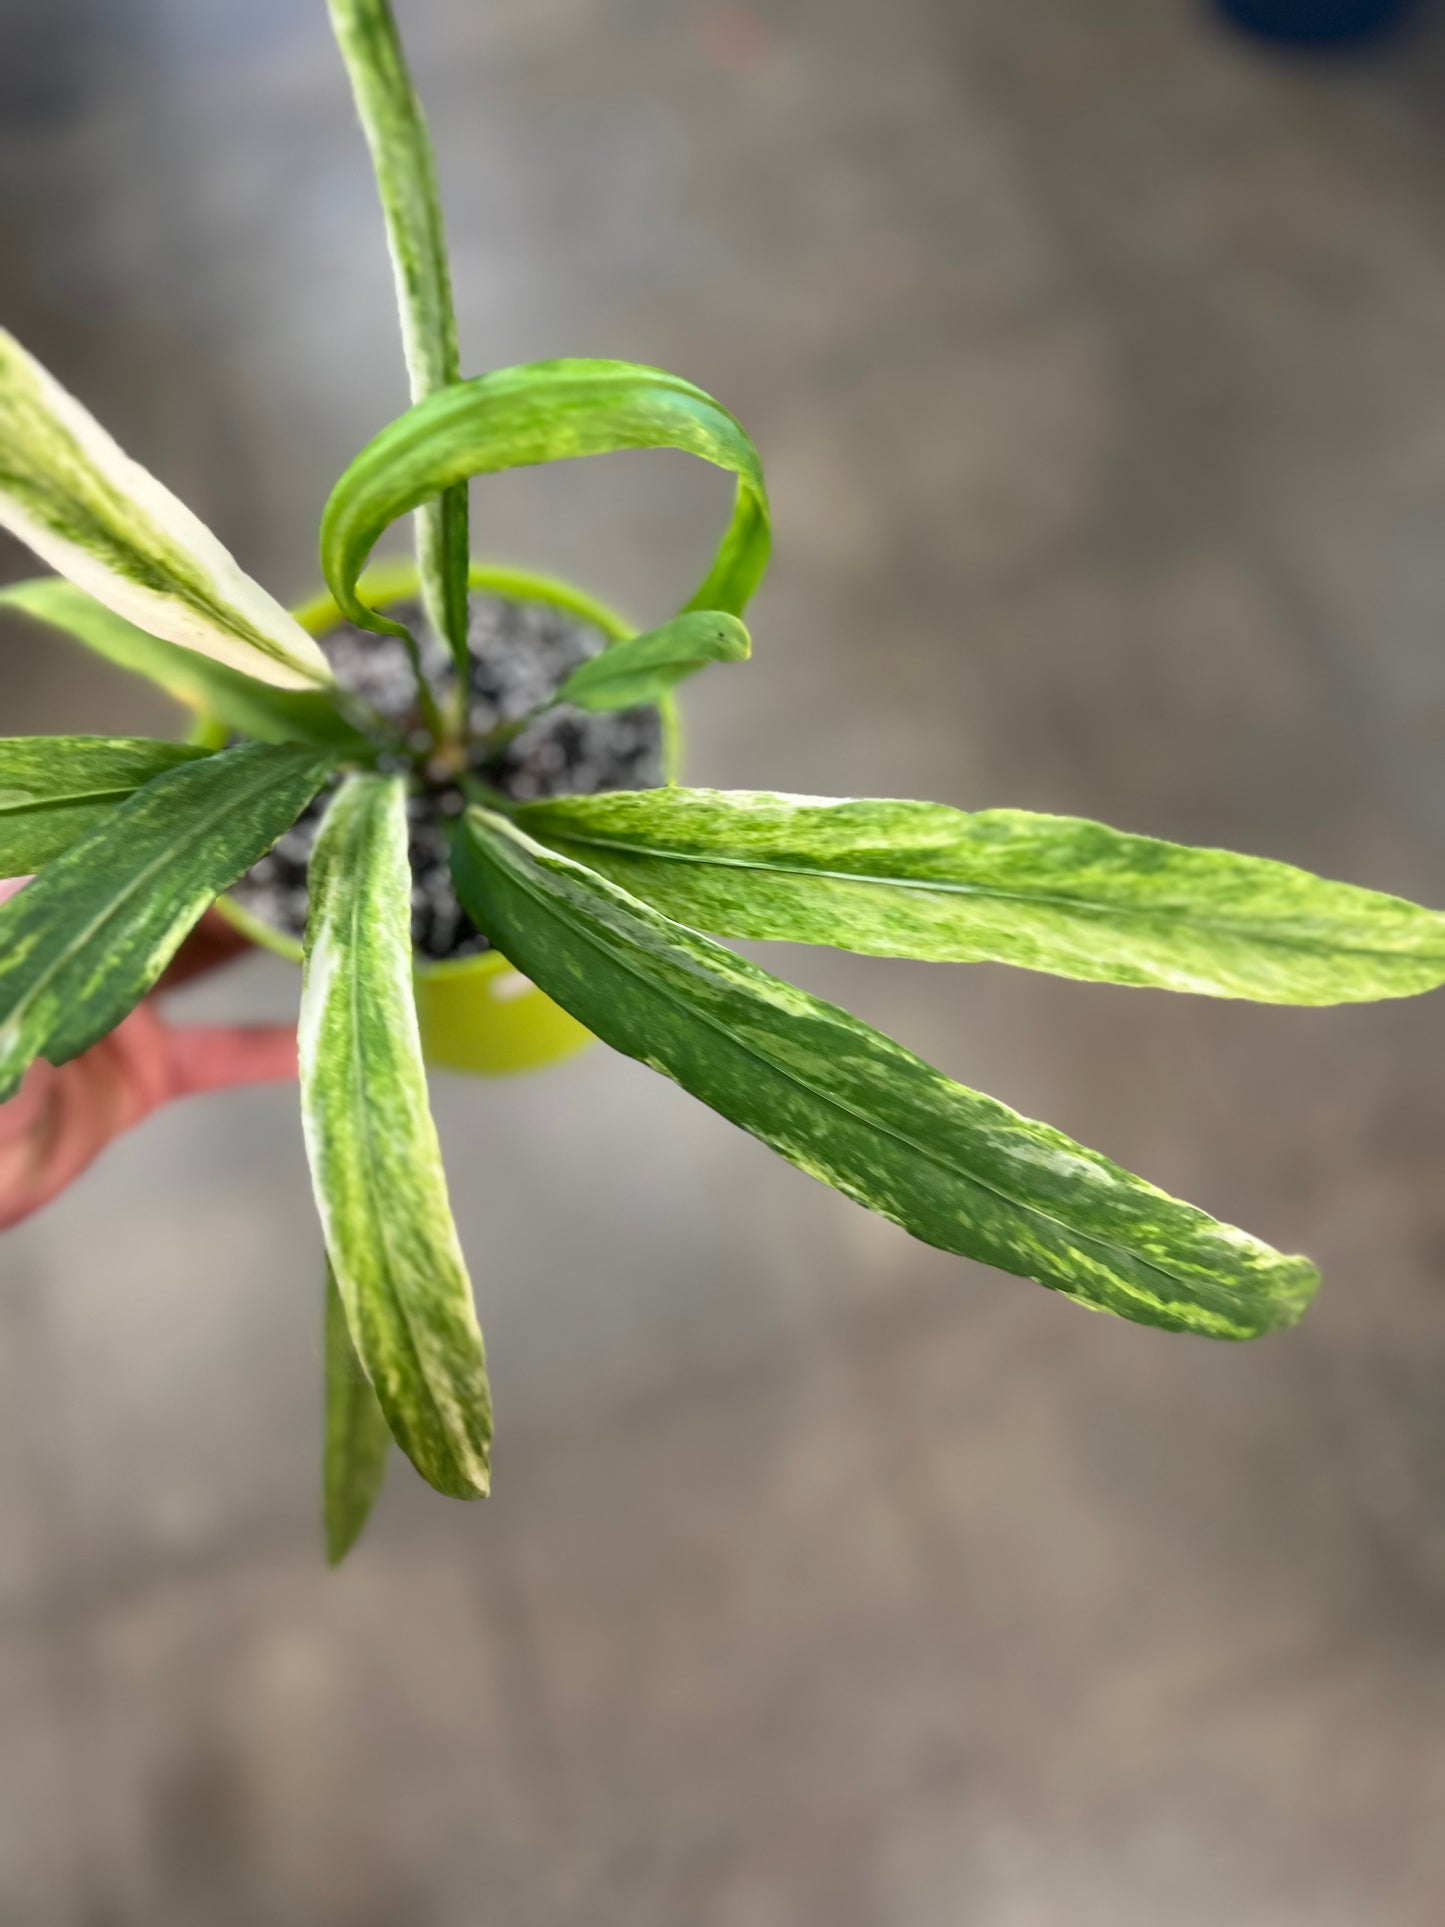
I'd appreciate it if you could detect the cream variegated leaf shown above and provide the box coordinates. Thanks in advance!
[515,788,1445,1006]
[321,360,771,643]
[453,808,1319,1341]
[0,330,332,690]
[300,774,492,1500]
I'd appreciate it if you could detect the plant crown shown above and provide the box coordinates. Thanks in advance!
[1,0,1440,1558]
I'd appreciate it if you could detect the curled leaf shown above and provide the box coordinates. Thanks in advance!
[320,359,770,645]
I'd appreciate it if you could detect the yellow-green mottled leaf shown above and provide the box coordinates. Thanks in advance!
[0,330,332,690]
[324,1260,391,1564]
[0,579,371,753]
[557,611,750,714]
[515,789,1445,1006]
[453,809,1319,1341]
[0,742,333,1099]
[0,734,207,875]
[319,360,770,652]
[300,774,491,1499]
[327,0,468,672]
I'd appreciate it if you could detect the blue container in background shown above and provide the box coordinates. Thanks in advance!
[1215,0,1415,40]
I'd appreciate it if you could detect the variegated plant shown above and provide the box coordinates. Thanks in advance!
[2,0,1443,1561]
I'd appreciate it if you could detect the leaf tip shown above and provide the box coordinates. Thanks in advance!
[325,1523,361,1568]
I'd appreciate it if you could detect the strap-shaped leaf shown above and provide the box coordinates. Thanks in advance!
[300,774,491,1499]
[453,809,1318,1340]
[557,612,750,714]
[0,741,333,1100]
[0,579,371,753]
[324,1260,391,1564]
[327,0,469,672]
[0,330,332,690]
[514,789,1445,1006]
[320,360,770,642]
[0,734,207,875]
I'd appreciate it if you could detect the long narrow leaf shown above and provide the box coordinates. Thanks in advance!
[324,1260,391,1564]
[0,741,334,1100]
[0,734,207,875]
[557,611,750,714]
[515,789,1445,1006]
[0,331,332,689]
[453,809,1318,1340]
[320,360,770,644]
[327,0,468,672]
[0,579,371,753]
[300,774,491,1499]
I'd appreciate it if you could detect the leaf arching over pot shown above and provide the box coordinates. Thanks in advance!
[319,358,772,652]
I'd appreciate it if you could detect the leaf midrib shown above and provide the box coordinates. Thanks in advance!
[538,828,1443,970]
[0,783,157,818]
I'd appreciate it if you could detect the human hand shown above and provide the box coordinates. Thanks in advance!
[0,879,296,1229]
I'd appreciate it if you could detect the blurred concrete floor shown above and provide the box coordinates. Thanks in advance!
[3,0,1445,1920]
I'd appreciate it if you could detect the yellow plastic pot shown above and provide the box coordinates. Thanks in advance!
[210,560,678,1076]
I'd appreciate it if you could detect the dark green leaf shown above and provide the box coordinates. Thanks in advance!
[453,809,1318,1340]
[0,734,207,875]
[319,360,770,648]
[0,741,333,1100]
[0,579,372,753]
[327,0,469,671]
[324,1259,391,1564]
[515,788,1445,1006]
[300,774,492,1500]
[557,612,750,714]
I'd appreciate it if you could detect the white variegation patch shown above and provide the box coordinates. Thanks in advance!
[299,774,492,1500]
[0,331,331,691]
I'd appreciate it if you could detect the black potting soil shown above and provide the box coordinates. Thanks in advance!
[229,593,664,960]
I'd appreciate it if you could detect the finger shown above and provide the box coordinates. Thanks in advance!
[0,1038,137,1230]
[0,874,34,906]
[165,1023,298,1097]
[0,1057,57,1149]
